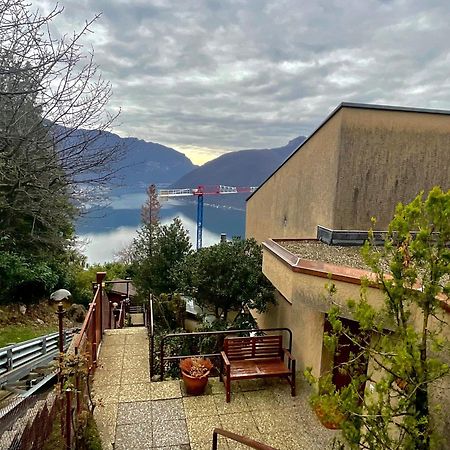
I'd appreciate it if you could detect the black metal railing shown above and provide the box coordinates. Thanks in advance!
[159,327,292,380]
[212,428,277,450]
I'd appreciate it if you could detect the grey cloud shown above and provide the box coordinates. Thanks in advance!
[36,0,450,158]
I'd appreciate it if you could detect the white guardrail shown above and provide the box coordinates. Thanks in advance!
[0,329,75,387]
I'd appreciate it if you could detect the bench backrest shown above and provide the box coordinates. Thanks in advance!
[224,335,283,361]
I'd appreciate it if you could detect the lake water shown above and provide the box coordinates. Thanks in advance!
[77,193,246,264]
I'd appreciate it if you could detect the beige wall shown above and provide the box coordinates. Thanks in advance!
[253,293,326,379]
[246,105,450,242]
[334,108,450,230]
[255,249,383,377]
[246,111,343,242]
[258,248,386,378]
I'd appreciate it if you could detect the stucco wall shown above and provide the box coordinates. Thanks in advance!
[259,248,385,377]
[253,292,325,379]
[246,105,450,242]
[334,108,450,230]
[246,111,343,242]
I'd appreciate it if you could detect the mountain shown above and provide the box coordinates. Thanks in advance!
[56,126,196,194]
[170,135,306,210]
[172,135,306,189]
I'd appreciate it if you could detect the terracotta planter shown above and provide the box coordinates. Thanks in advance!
[181,370,210,395]
[314,403,345,430]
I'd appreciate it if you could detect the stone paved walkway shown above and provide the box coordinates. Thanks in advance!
[93,328,339,450]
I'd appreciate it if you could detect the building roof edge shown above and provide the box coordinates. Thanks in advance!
[246,102,450,202]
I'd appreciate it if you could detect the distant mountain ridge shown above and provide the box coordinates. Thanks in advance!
[57,126,197,194]
[172,135,306,189]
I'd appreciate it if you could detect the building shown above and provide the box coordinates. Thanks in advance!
[246,102,450,242]
[246,103,450,440]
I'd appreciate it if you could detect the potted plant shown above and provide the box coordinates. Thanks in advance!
[307,373,346,429]
[311,392,346,429]
[180,357,213,395]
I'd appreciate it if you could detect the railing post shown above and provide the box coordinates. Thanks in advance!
[75,347,81,416]
[6,348,13,371]
[160,338,165,380]
[92,303,97,368]
[42,336,47,355]
[65,389,72,450]
[96,272,106,335]
[150,334,155,379]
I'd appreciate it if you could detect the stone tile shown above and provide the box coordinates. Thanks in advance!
[183,395,218,418]
[152,380,182,400]
[97,425,115,450]
[190,437,229,449]
[94,402,118,426]
[123,355,150,369]
[227,439,262,450]
[93,369,121,387]
[152,419,189,447]
[97,357,123,371]
[93,384,120,404]
[189,441,212,450]
[152,398,185,421]
[119,382,152,402]
[243,390,280,411]
[187,414,222,443]
[117,400,152,425]
[94,403,117,450]
[251,408,295,434]
[262,431,309,450]
[121,367,149,384]
[100,346,125,358]
[125,333,148,345]
[236,379,266,392]
[125,344,149,356]
[155,446,191,450]
[115,422,153,450]
[213,393,250,415]
[209,377,226,395]
[101,335,126,346]
[218,412,260,441]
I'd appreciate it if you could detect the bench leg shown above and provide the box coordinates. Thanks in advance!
[226,377,231,403]
[290,359,296,397]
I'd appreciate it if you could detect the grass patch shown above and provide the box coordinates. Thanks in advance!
[0,324,58,347]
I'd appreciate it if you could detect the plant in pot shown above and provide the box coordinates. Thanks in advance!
[307,372,347,429]
[180,357,213,395]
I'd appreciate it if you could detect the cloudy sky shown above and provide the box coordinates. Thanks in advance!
[36,0,450,164]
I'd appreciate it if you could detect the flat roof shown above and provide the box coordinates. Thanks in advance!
[278,239,391,272]
[247,102,450,201]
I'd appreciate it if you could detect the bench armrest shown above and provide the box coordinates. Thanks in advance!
[283,348,295,362]
[221,351,230,367]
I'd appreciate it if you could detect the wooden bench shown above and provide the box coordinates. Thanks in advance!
[220,335,296,402]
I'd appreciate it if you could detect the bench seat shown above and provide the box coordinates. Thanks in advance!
[220,335,296,402]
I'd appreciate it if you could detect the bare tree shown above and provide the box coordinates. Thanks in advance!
[0,0,122,250]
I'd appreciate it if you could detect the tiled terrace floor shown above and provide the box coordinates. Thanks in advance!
[93,328,339,450]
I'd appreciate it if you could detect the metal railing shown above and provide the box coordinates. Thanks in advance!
[212,428,277,450]
[159,327,292,380]
[146,294,155,378]
[0,329,75,386]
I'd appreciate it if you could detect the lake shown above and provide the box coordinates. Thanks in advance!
[77,193,246,264]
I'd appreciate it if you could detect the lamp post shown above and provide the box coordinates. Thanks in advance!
[112,302,119,328]
[50,289,71,450]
